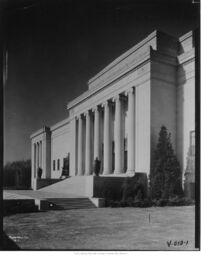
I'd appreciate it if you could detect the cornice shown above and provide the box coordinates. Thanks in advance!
[51,127,70,139]
[50,117,70,132]
[151,50,177,66]
[177,48,195,65]
[88,30,157,85]
[179,31,193,42]
[70,75,150,118]
[30,126,50,139]
[67,48,151,110]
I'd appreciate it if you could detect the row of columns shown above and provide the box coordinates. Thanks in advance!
[34,141,42,177]
[76,87,135,176]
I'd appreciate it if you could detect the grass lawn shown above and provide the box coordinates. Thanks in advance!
[3,206,195,250]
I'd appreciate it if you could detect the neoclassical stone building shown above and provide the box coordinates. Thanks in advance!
[30,30,196,196]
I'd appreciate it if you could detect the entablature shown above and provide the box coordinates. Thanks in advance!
[70,65,150,118]
[177,48,195,65]
[50,117,70,132]
[30,126,50,140]
[67,49,151,111]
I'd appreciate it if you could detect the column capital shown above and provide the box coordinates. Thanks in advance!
[101,100,113,108]
[125,87,134,96]
[83,109,91,117]
[112,94,126,102]
[112,95,119,102]
[92,105,101,112]
[76,114,84,120]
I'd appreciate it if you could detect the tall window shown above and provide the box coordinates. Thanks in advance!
[190,131,195,156]
[53,160,55,171]
[57,159,60,170]
[124,137,128,151]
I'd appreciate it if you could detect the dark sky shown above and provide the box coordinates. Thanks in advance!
[4,0,199,164]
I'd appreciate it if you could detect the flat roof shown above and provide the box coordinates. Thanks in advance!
[67,30,159,110]
[88,30,158,85]
[50,117,70,131]
[30,126,50,139]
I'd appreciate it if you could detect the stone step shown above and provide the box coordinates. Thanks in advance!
[49,201,94,205]
[39,176,88,196]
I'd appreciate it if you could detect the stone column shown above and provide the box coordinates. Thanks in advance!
[31,143,37,190]
[114,95,123,174]
[31,143,36,190]
[33,143,36,177]
[77,115,84,175]
[85,110,92,175]
[40,141,42,168]
[102,101,112,175]
[126,87,135,176]
[36,142,39,171]
[38,142,40,168]
[93,106,100,160]
[39,141,42,168]
[70,118,77,176]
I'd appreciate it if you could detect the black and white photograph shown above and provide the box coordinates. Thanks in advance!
[1,0,200,251]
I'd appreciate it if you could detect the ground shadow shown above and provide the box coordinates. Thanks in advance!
[1,232,20,250]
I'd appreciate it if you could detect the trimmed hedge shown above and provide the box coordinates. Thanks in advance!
[3,160,31,189]
[3,200,38,216]
[106,196,194,208]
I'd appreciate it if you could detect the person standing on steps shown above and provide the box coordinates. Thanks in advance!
[37,167,42,179]
[94,157,101,176]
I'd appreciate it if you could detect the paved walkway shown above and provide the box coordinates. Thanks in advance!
[3,190,86,200]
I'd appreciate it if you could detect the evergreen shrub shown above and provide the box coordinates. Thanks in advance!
[150,126,183,199]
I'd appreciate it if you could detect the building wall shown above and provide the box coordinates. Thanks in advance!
[30,127,51,189]
[151,60,177,158]
[51,123,71,178]
[176,31,195,183]
[177,60,195,180]
[135,79,151,174]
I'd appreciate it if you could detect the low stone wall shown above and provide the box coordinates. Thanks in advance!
[184,182,195,200]
[3,199,38,216]
[85,172,148,200]
[93,176,126,199]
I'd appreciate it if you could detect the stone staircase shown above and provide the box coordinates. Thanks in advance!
[36,176,105,210]
[39,176,88,197]
[43,198,96,211]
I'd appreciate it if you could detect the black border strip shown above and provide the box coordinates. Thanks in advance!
[194,26,200,249]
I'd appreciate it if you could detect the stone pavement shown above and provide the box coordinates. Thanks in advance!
[3,190,86,200]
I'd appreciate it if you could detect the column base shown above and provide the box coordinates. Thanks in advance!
[126,169,135,177]
[114,169,124,175]
[85,171,92,176]
[103,170,112,175]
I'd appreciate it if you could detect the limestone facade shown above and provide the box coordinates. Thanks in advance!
[30,30,196,190]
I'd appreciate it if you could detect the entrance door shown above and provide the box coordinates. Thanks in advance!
[112,141,115,171]
[124,138,128,172]
[124,151,127,172]
[62,153,70,176]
